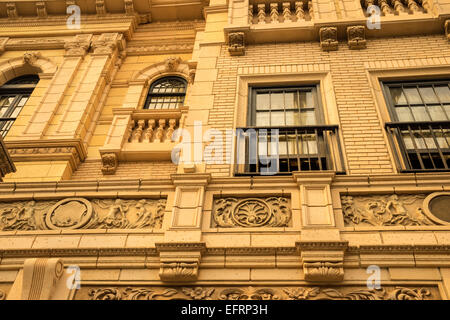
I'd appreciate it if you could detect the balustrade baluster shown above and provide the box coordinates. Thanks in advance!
[154,119,166,143]
[308,0,314,20]
[282,3,292,22]
[248,4,254,24]
[257,4,266,24]
[166,119,177,142]
[144,119,156,142]
[295,1,305,21]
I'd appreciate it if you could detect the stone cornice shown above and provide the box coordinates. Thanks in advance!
[296,241,349,251]
[155,242,206,253]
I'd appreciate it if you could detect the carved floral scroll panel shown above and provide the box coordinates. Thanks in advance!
[76,285,440,300]
[0,198,166,231]
[212,197,292,228]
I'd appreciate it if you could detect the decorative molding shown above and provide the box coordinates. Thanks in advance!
[228,32,245,56]
[96,0,106,16]
[21,258,64,300]
[6,2,17,19]
[156,242,206,253]
[101,152,118,175]
[164,57,182,72]
[159,262,199,282]
[303,262,344,282]
[23,51,41,66]
[319,27,338,51]
[64,34,93,57]
[296,241,349,251]
[5,139,87,171]
[81,286,438,300]
[91,33,125,56]
[347,25,366,49]
[212,197,292,228]
[36,1,47,18]
[0,197,167,231]
[341,194,434,226]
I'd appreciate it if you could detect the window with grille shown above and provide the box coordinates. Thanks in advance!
[0,74,39,138]
[383,80,450,172]
[143,76,187,110]
[235,85,344,175]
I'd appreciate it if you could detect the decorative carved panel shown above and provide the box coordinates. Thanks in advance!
[212,197,292,228]
[319,27,338,51]
[0,198,166,231]
[74,285,440,300]
[341,194,434,226]
[347,25,366,49]
[228,32,245,56]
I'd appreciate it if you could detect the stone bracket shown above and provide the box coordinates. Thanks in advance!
[156,242,206,282]
[296,241,348,282]
[319,27,338,51]
[228,32,246,56]
[347,25,366,49]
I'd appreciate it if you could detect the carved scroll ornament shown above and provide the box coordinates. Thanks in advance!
[82,286,437,300]
[0,198,166,231]
[212,197,291,228]
[341,194,433,226]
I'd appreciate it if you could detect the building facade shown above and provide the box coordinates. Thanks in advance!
[0,0,449,300]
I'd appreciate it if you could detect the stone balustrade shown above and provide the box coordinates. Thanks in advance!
[248,1,313,24]
[126,116,180,144]
[361,0,429,15]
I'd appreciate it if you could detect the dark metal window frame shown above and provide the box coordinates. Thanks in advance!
[143,76,187,110]
[0,75,39,138]
[382,79,450,172]
[234,84,345,176]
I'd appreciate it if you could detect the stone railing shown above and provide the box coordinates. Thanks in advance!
[361,0,430,15]
[249,1,313,24]
[126,116,180,144]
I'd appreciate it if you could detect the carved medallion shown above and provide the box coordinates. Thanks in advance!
[212,197,291,228]
[45,198,93,230]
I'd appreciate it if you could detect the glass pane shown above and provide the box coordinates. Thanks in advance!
[256,93,270,110]
[444,105,450,118]
[285,111,300,125]
[284,92,297,110]
[390,88,407,105]
[17,96,29,107]
[395,106,414,121]
[412,106,430,121]
[435,86,450,103]
[404,87,422,104]
[10,106,22,118]
[402,133,414,150]
[300,111,316,125]
[270,92,284,109]
[271,111,285,126]
[419,87,438,104]
[428,105,447,121]
[435,131,450,149]
[256,112,269,126]
[299,91,314,108]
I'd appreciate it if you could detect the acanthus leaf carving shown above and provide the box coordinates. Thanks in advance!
[303,262,344,282]
[159,262,199,282]
[347,25,366,49]
[213,197,291,228]
[228,32,245,56]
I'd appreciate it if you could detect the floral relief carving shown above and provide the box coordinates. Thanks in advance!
[228,32,245,56]
[303,262,344,282]
[341,194,434,226]
[319,27,338,51]
[159,262,199,282]
[80,286,437,300]
[0,198,166,231]
[212,197,292,228]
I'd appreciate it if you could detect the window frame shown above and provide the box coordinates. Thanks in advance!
[0,75,39,137]
[381,78,450,172]
[143,76,188,110]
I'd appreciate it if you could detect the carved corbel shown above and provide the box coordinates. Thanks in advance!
[296,241,348,282]
[7,258,72,300]
[445,20,450,42]
[64,34,93,57]
[101,152,118,175]
[156,242,206,282]
[91,33,125,56]
[36,1,47,18]
[6,2,17,19]
[228,32,245,56]
[347,25,366,49]
[319,27,338,51]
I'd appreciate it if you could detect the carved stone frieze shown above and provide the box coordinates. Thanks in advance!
[341,194,434,226]
[212,197,292,228]
[0,198,167,231]
[228,32,245,56]
[347,25,366,49]
[77,286,439,300]
[319,27,338,51]
[101,152,118,175]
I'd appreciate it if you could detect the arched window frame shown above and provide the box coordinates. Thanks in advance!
[0,74,39,137]
[143,76,188,110]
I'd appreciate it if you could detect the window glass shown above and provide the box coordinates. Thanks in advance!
[144,77,187,110]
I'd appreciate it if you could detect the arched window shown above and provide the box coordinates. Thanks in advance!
[0,74,39,137]
[143,76,187,109]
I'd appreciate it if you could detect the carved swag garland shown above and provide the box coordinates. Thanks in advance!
[85,286,435,300]
[0,198,166,231]
[341,194,434,226]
